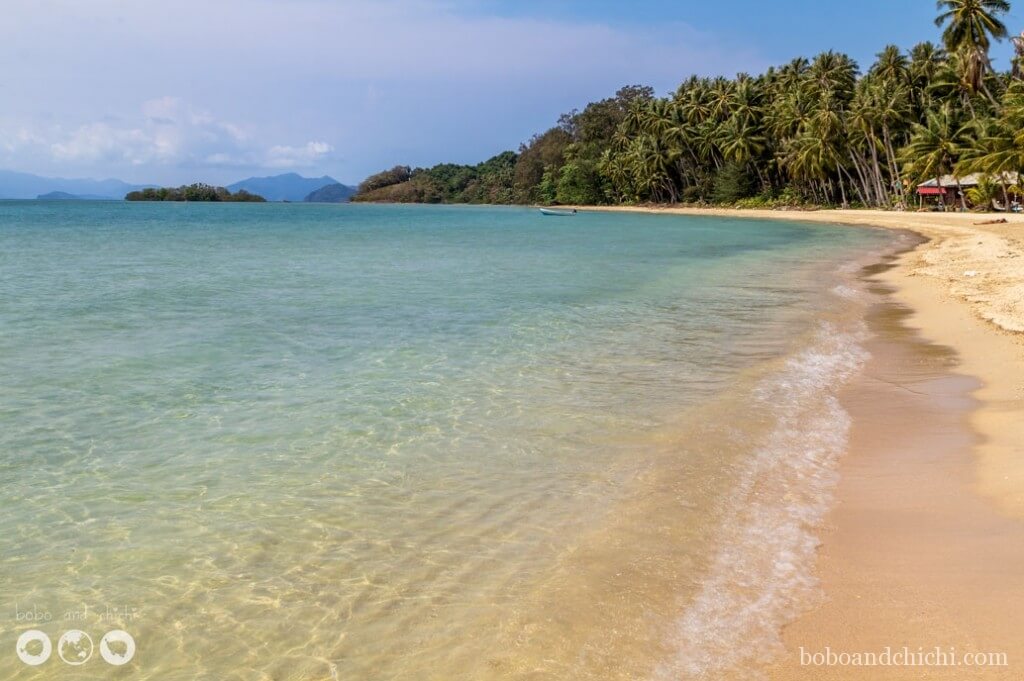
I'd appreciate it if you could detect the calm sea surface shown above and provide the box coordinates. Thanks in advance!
[0,202,896,679]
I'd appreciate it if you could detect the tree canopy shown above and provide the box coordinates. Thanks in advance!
[353,2,1023,210]
[126,184,266,202]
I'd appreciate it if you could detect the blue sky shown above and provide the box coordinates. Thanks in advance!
[1,0,1021,186]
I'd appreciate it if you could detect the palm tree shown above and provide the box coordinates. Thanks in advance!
[849,79,890,204]
[875,80,913,205]
[957,83,1024,185]
[872,45,910,85]
[935,0,1010,53]
[965,173,1001,207]
[809,51,859,103]
[935,0,1010,104]
[718,117,766,170]
[909,42,947,112]
[902,104,976,209]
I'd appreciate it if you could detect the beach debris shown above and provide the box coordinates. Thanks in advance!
[974,218,1008,225]
[964,270,979,277]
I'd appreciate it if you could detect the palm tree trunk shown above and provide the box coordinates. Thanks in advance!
[980,79,999,108]
[849,151,876,206]
[882,125,905,207]
[752,163,767,193]
[867,129,888,205]
[840,164,868,205]
[964,93,977,119]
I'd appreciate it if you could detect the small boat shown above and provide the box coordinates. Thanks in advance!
[539,207,577,216]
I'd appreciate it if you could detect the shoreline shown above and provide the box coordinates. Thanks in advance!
[571,205,1024,517]
[771,252,1024,680]
[571,205,1024,678]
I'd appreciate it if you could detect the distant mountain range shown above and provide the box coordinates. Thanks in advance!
[0,170,355,202]
[227,173,352,202]
[0,170,153,200]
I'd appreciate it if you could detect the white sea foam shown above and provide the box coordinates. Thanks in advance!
[830,283,862,300]
[655,321,870,680]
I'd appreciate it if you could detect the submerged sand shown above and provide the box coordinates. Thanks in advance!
[572,206,1024,678]
[575,207,1024,519]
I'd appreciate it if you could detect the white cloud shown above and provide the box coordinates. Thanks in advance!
[265,141,334,168]
[6,98,326,174]
[0,0,767,182]
[40,101,228,166]
[50,123,152,164]
[141,96,182,122]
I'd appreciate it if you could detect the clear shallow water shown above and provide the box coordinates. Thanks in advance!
[0,202,894,679]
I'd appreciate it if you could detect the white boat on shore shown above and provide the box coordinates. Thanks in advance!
[538,207,577,216]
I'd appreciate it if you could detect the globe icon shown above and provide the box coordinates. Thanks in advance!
[57,630,93,665]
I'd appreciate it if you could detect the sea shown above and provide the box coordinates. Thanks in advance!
[0,201,902,680]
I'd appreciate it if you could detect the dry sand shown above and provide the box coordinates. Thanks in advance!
[573,206,1024,678]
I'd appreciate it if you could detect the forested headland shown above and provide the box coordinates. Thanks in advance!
[352,0,1024,210]
[126,184,266,202]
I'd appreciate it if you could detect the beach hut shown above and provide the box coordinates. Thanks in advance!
[915,173,1020,210]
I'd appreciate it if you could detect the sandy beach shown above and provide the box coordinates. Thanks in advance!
[574,206,1024,678]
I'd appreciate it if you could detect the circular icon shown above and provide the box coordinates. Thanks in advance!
[56,630,93,666]
[99,630,136,666]
[16,630,52,666]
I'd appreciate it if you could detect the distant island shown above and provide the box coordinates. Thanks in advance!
[37,191,111,200]
[228,173,349,202]
[0,171,353,202]
[304,182,356,203]
[125,183,266,202]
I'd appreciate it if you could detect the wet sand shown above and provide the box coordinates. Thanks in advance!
[769,255,1024,680]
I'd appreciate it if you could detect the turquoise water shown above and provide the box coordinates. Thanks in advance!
[0,202,894,679]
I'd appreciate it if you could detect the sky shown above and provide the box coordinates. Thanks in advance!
[1,0,1022,186]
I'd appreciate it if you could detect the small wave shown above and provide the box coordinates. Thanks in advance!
[655,321,869,680]
[830,283,861,300]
